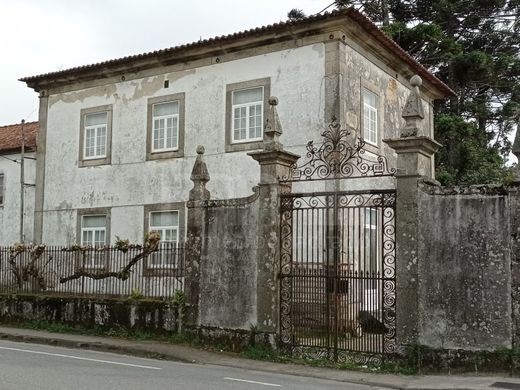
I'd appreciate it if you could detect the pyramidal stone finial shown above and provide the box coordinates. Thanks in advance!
[189,145,210,201]
[401,75,425,138]
[263,96,284,151]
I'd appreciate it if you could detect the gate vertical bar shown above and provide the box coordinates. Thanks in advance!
[333,192,339,362]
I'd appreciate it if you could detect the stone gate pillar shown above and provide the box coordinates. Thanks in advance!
[185,146,211,327]
[384,76,441,348]
[249,97,299,333]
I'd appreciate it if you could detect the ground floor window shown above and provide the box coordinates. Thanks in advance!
[80,214,108,268]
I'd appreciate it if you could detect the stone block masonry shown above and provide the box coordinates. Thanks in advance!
[0,294,180,332]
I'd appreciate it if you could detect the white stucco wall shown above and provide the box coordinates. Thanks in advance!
[343,43,434,157]
[40,38,438,245]
[0,152,36,244]
[42,44,326,245]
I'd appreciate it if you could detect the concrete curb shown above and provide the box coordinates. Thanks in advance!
[0,332,190,362]
[0,329,513,390]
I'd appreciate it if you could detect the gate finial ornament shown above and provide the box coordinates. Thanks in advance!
[281,119,395,182]
[401,75,425,138]
[264,96,284,152]
[189,145,210,201]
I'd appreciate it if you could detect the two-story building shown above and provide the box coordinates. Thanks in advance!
[20,8,452,250]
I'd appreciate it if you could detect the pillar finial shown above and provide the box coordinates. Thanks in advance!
[401,75,425,138]
[189,145,210,201]
[264,96,284,151]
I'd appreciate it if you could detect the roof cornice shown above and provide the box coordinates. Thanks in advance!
[19,8,455,98]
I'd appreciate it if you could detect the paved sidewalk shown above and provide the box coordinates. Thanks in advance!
[0,325,517,390]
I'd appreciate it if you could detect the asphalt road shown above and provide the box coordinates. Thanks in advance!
[0,339,389,390]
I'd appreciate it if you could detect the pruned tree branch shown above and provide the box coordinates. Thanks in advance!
[59,232,160,284]
[8,244,47,290]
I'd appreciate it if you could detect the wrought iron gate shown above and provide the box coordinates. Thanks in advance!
[279,121,396,364]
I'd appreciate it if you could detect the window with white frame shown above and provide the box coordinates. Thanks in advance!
[152,101,179,152]
[0,174,4,206]
[363,89,378,145]
[231,86,264,143]
[83,112,108,159]
[363,207,380,302]
[81,215,107,268]
[149,210,179,268]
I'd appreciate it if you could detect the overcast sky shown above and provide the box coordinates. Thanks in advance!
[0,0,333,125]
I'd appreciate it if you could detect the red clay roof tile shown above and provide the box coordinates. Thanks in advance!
[19,8,454,97]
[0,122,38,154]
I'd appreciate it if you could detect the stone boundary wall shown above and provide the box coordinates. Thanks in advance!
[197,195,260,330]
[0,294,179,332]
[417,182,515,351]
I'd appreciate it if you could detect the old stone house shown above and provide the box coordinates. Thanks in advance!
[20,9,451,250]
[0,121,37,244]
[8,9,520,368]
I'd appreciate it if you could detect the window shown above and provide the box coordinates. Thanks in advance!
[149,211,179,268]
[363,89,378,145]
[146,93,185,160]
[232,87,264,143]
[225,78,270,153]
[0,174,4,206]
[152,101,179,152]
[143,202,185,275]
[363,207,380,311]
[79,105,112,167]
[84,112,107,159]
[81,214,108,268]
[364,208,379,274]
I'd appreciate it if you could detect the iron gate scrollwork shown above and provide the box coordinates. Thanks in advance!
[279,120,396,364]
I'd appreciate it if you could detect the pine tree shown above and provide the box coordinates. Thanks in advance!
[287,1,520,184]
[362,0,520,184]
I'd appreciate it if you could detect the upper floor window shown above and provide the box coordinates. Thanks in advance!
[152,101,179,152]
[225,78,270,153]
[232,87,264,143]
[79,105,112,167]
[84,112,108,159]
[0,174,4,206]
[363,89,378,145]
[149,210,179,268]
[146,93,185,161]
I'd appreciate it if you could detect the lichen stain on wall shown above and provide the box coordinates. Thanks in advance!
[386,79,398,104]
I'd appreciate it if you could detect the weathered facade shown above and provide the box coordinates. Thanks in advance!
[20,9,450,247]
[0,122,37,244]
[20,8,520,371]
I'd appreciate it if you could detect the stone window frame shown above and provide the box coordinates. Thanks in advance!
[76,207,111,272]
[146,93,185,161]
[143,202,186,276]
[78,105,113,168]
[360,80,382,154]
[225,78,271,153]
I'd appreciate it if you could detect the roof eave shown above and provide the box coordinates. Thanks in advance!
[19,8,454,98]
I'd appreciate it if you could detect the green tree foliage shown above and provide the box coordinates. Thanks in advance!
[289,1,520,184]
[287,8,306,20]
[366,0,519,184]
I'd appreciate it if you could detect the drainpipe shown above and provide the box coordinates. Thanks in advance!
[20,119,25,243]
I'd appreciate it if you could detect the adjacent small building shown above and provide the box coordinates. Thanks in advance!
[0,121,38,244]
